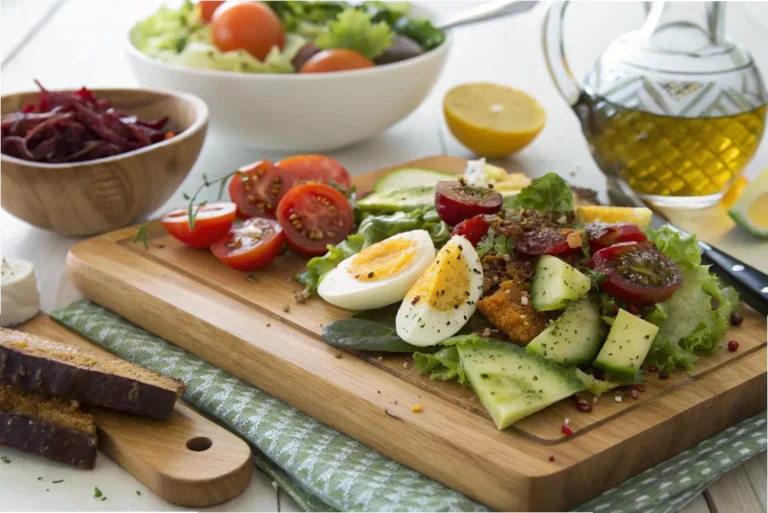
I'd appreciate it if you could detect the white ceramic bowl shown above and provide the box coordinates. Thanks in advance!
[125,19,451,152]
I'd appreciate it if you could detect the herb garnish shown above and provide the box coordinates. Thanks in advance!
[93,487,102,498]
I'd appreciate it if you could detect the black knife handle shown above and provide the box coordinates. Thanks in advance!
[701,246,768,316]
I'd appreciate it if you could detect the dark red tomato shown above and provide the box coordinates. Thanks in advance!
[299,49,374,73]
[434,181,503,226]
[589,241,683,306]
[451,215,491,247]
[585,222,647,252]
[515,228,580,256]
[276,155,351,189]
[199,1,226,22]
[210,218,284,271]
[276,183,354,256]
[229,160,295,219]
[161,202,236,248]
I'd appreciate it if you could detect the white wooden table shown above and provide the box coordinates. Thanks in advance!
[1,1,765,511]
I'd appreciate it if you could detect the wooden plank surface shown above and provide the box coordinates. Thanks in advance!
[1,0,765,511]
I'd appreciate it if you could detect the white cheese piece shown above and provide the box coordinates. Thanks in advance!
[1,258,40,326]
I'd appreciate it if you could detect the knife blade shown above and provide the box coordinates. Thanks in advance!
[606,176,768,316]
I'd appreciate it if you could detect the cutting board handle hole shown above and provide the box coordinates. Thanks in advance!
[186,437,213,452]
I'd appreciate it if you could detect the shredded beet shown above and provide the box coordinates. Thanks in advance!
[1,81,176,163]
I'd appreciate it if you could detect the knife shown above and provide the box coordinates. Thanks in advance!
[606,176,768,316]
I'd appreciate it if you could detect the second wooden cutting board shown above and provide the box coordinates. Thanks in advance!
[66,155,767,511]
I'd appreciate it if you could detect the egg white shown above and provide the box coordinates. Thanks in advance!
[318,230,435,311]
[396,235,484,347]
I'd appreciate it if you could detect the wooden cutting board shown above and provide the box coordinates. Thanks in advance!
[65,155,767,512]
[14,314,253,507]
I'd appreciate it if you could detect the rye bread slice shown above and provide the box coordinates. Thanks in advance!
[0,328,185,419]
[0,385,97,469]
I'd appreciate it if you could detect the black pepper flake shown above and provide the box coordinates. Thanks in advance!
[367,272,374,278]
[52,480,64,484]
[411,295,421,305]
[1,456,10,464]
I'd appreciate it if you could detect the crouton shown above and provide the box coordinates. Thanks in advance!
[477,280,549,345]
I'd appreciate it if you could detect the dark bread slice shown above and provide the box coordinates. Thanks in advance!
[0,385,97,469]
[0,328,185,419]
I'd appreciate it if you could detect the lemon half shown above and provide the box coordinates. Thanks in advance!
[728,168,768,239]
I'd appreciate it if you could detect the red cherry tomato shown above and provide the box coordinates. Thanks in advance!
[212,1,284,61]
[585,222,648,252]
[229,160,296,219]
[515,228,580,257]
[210,218,285,271]
[589,241,683,306]
[161,202,236,248]
[451,215,491,247]
[299,49,375,73]
[276,155,351,189]
[199,1,226,22]
[276,183,354,256]
[434,181,503,226]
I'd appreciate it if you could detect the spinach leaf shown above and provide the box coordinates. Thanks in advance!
[322,316,430,352]
[507,172,574,213]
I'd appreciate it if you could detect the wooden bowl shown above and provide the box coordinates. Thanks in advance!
[1,88,208,236]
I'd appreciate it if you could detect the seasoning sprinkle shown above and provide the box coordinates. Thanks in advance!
[411,405,423,413]
[52,480,64,484]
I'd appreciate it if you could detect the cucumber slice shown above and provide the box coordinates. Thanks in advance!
[594,309,659,381]
[457,338,585,429]
[530,255,590,311]
[373,168,456,192]
[357,185,436,214]
[527,298,604,366]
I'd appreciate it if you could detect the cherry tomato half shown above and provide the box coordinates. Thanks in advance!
[229,160,296,219]
[212,1,284,61]
[162,202,236,248]
[276,155,351,190]
[435,181,503,226]
[276,183,354,257]
[299,49,375,73]
[589,241,683,306]
[451,215,491,247]
[199,1,226,23]
[211,217,285,271]
[585,222,647,252]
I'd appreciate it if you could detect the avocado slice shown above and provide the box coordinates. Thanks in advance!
[457,338,585,429]
[527,298,604,366]
[594,309,659,381]
[357,185,436,214]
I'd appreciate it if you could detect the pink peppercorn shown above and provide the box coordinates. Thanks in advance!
[548,456,555,462]
[561,424,574,436]
[647,365,658,372]
[631,389,639,400]
[728,340,739,352]
[576,399,593,412]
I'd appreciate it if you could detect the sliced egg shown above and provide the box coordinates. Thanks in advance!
[396,235,484,347]
[318,230,435,310]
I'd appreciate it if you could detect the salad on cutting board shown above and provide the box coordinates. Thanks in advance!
[133,1,445,74]
[150,157,743,431]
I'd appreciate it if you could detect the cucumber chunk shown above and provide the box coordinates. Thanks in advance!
[594,309,659,381]
[374,168,456,192]
[358,185,436,214]
[530,255,591,311]
[527,298,604,366]
[457,338,585,429]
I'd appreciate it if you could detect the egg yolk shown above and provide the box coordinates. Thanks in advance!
[405,241,471,311]
[747,192,768,228]
[347,238,416,282]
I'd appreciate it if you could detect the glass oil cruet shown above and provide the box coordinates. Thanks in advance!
[543,1,768,208]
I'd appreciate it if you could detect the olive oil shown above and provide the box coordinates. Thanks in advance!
[583,102,766,199]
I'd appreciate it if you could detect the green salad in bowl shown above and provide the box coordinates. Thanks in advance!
[132,0,446,74]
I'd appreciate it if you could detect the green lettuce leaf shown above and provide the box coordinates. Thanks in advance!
[297,208,450,294]
[131,0,201,57]
[643,226,739,371]
[413,346,468,386]
[507,172,574,213]
[316,9,394,59]
[266,1,346,32]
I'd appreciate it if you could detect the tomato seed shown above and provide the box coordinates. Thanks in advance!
[728,340,739,352]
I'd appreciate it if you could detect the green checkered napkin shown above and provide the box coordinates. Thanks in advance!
[51,301,766,513]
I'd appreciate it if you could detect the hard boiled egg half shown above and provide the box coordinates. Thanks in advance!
[396,235,483,347]
[318,230,435,310]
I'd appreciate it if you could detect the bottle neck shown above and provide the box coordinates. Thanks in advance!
[640,1,727,52]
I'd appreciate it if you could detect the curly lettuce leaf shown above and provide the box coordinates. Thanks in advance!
[316,9,394,59]
[507,172,574,213]
[413,346,468,386]
[266,1,347,32]
[643,226,739,371]
[131,0,201,57]
[297,208,450,294]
